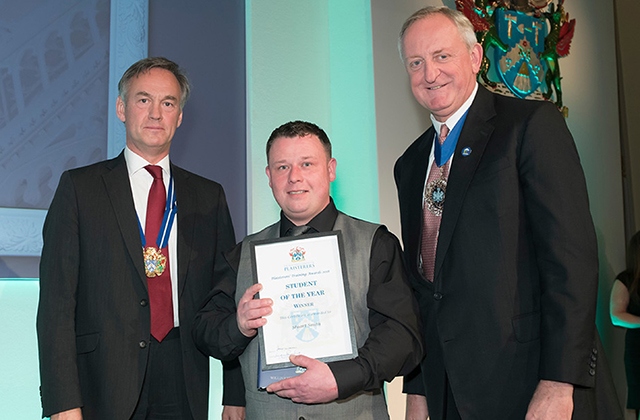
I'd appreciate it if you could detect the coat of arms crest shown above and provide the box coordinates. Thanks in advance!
[456,0,575,116]
[289,246,306,262]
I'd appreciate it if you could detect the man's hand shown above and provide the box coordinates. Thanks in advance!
[405,394,429,420]
[525,380,574,420]
[266,354,339,404]
[237,283,272,337]
[222,405,245,420]
[51,408,82,420]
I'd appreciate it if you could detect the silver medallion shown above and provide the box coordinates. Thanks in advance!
[425,177,447,216]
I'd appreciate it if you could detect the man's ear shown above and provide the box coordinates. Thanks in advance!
[265,165,272,188]
[328,158,337,182]
[116,96,126,123]
[470,43,483,74]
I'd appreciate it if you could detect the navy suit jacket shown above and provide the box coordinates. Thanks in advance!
[395,86,621,419]
[37,152,237,419]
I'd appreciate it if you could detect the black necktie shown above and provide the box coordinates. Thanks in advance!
[285,225,312,237]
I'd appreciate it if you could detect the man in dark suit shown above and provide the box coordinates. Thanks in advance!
[36,57,243,420]
[394,6,621,420]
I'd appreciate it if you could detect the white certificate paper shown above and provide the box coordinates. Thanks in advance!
[251,231,357,370]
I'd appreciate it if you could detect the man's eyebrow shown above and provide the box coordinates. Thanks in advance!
[162,95,179,102]
[132,92,178,102]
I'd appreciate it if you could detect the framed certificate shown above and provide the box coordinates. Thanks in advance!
[251,231,357,370]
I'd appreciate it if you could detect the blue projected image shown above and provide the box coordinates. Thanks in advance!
[0,0,111,278]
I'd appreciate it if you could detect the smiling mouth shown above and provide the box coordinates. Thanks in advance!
[288,190,307,195]
[428,84,445,90]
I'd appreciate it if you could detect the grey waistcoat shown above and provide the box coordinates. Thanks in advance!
[236,212,390,419]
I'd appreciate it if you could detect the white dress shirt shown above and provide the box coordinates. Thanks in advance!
[124,147,180,327]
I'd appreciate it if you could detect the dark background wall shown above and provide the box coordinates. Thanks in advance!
[149,0,246,240]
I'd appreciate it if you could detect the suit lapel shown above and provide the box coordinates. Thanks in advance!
[103,153,147,285]
[173,164,194,298]
[406,128,435,274]
[434,87,497,280]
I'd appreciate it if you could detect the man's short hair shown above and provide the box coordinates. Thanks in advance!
[266,121,332,161]
[398,6,478,61]
[118,57,191,109]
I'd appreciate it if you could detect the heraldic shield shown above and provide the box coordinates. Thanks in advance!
[494,8,547,98]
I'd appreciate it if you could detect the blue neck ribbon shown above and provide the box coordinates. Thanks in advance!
[434,110,470,167]
[137,173,177,249]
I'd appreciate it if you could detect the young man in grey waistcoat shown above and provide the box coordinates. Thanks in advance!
[193,120,423,419]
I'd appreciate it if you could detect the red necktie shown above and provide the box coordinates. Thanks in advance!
[144,165,174,341]
[420,124,450,282]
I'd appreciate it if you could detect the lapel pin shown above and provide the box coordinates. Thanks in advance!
[461,147,472,157]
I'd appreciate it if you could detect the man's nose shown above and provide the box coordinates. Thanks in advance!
[288,165,302,182]
[149,102,162,120]
[423,62,439,83]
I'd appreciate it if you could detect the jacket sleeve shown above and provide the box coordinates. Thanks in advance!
[192,244,253,362]
[36,171,84,417]
[328,228,424,399]
[222,358,246,407]
[519,102,598,387]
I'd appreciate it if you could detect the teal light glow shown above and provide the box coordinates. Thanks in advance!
[328,0,380,223]
[0,280,41,419]
[246,0,380,231]
[0,278,38,281]
[2,275,225,420]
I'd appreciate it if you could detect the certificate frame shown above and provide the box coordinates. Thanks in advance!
[251,231,357,370]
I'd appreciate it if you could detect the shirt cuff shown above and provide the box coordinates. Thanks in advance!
[328,360,366,400]
[402,365,425,395]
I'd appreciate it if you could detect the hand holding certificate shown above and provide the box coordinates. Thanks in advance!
[236,283,272,337]
[251,231,357,370]
[265,354,339,403]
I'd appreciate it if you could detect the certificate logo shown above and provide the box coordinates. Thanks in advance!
[289,246,306,262]
[291,309,320,342]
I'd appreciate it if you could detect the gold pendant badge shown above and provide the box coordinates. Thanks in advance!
[143,246,167,277]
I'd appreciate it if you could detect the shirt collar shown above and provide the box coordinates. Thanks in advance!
[124,146,171,177]
[279,198,338,237]
[430,82,478,136]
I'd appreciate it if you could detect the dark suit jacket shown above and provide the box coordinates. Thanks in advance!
[36,152,236,419]
[395,86,621,419]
